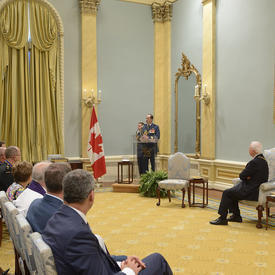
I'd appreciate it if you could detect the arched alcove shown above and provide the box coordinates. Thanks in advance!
[0,0,64,161]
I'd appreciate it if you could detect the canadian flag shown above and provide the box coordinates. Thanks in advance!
[87,106,106,179]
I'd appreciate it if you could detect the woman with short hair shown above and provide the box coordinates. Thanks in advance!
[6,161,33,201]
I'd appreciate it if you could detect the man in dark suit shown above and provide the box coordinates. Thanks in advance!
[26,162,71,233]
[0,147,6,164]
[136,121,145,175]
[210,141,269,225]
[142,114,160,172]
[43,169,173,275]
[0,146,21,192]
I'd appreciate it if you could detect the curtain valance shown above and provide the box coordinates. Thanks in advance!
[30,0,57,52]
[0,0,28,49]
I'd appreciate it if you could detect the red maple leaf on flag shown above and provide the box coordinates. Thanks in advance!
[88,132,103,154]
[87,106,106,179]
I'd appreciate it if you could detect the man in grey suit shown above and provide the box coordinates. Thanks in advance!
[43,169,173,275]
[26,162,71,233]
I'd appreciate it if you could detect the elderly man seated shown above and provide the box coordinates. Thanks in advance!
[210,141,269,225]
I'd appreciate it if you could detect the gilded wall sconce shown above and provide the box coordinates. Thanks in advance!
[82,89,102,107]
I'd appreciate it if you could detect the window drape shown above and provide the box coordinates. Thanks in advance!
[0,0,64,162]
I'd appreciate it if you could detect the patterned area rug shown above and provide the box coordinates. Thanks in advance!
[88,192,275,275]
[1,191,275,274]
[174,191,275,228]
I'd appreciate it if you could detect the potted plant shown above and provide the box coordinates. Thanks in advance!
[139,170,168,197]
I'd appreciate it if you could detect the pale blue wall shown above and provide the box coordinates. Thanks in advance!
[48,0,82,157]
[49,0,153,157]
[97,0,154,155]
[172,0,275,161]
[50,0,275,161]
[171,0,203,154]
[216,0,275,161]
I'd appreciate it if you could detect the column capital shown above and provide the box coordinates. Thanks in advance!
[79,0,101,14]
[151,1,173,23]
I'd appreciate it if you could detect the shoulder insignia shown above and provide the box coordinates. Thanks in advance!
[258,156,266,161]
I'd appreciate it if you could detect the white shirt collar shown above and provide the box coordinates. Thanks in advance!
[67,205,88,224]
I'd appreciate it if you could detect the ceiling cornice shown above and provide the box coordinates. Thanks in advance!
[118,0,177,6]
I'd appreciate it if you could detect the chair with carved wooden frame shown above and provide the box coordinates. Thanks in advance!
[156,152,191,208]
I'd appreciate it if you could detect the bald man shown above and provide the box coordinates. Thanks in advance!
[210,141,269,225]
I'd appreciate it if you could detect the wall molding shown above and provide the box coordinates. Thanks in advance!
[68,155,245,191]
[198,158,246,190]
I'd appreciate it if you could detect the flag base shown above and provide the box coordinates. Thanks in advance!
[95,183,101,188]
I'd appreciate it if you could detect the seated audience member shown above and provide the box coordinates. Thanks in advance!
[6,161,32,201]
[210,141,269,225]
[14,161,50,216]
[43,169,173,275]
[27,163,126,262]
[0,146,21,192]
[0,147,6,164]
[0,141,6,148]
[27,162,71,233]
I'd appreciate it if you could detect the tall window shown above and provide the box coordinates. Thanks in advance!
[0,0,64,162]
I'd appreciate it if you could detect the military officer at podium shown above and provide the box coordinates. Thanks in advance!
[142,114,160,172]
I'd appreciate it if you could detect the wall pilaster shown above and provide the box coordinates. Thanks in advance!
[201,0,216,160]
[151,1,172,155]
[79,0,100,157]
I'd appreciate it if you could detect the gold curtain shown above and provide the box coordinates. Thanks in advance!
[0,0,32,161]
[0,0,64,162]
[29,0,63,161]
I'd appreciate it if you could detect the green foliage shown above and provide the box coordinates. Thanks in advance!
[139,170,168,197]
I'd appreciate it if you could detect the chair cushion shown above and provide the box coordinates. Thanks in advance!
[158,179,189,190]
[239,200,258,206]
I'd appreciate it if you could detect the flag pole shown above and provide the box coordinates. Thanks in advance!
[95,178,101,188]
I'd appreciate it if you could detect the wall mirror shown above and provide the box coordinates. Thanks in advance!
[174,53,201,158]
